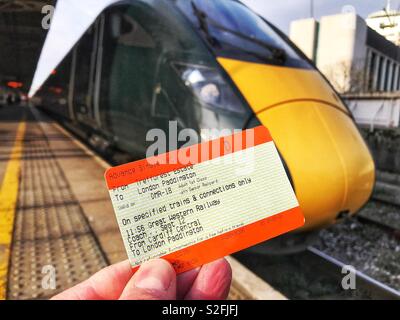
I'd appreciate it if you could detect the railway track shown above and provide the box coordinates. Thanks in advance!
[356,173,400,235]
[234,245,400,300]
[358,201,399,230]
[373,172,400,207]
[235,173,400,300]
[356,216,397,234]
[314,176,400,297]
[307,247,400,300]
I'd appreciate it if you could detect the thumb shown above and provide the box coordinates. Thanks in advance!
[119,259,177,300]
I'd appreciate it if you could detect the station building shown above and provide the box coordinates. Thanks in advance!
[290,10,400,130]
[366,7,400,46]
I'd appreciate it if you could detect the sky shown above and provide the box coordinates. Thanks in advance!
[242,0,400,34]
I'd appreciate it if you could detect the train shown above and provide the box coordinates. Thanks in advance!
[34,0,375,252]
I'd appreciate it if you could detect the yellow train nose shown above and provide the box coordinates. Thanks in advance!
[217,57,375,231]
[256,101,375,230]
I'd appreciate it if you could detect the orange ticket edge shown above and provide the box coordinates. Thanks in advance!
[105,125,272,190]
[131,206,305,274]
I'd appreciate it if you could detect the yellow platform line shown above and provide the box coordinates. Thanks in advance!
[0,119,26,300]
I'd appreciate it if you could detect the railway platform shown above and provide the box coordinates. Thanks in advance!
[0,104,285,300]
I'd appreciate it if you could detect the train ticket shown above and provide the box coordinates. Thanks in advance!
[104,125,304,273]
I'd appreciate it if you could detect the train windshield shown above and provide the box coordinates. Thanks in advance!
[174,0,312,69]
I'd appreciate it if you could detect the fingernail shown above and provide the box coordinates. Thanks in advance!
[134,259,173,292]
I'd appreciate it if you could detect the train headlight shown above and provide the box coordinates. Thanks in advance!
[173,63,245,114]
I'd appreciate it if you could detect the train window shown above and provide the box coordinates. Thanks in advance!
[175,0,312,69]
[98,1,254,156]
[99,5,162,152]
[110,13,155,48]
[171,62,246,114]
[74,26,96,120]
[38,52,72,114]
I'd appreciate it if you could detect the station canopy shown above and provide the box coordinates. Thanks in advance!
[0,0,120,96]
[0,0,53,92]
[29,0,120,97]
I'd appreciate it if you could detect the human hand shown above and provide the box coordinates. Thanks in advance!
[51,258,232,300]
